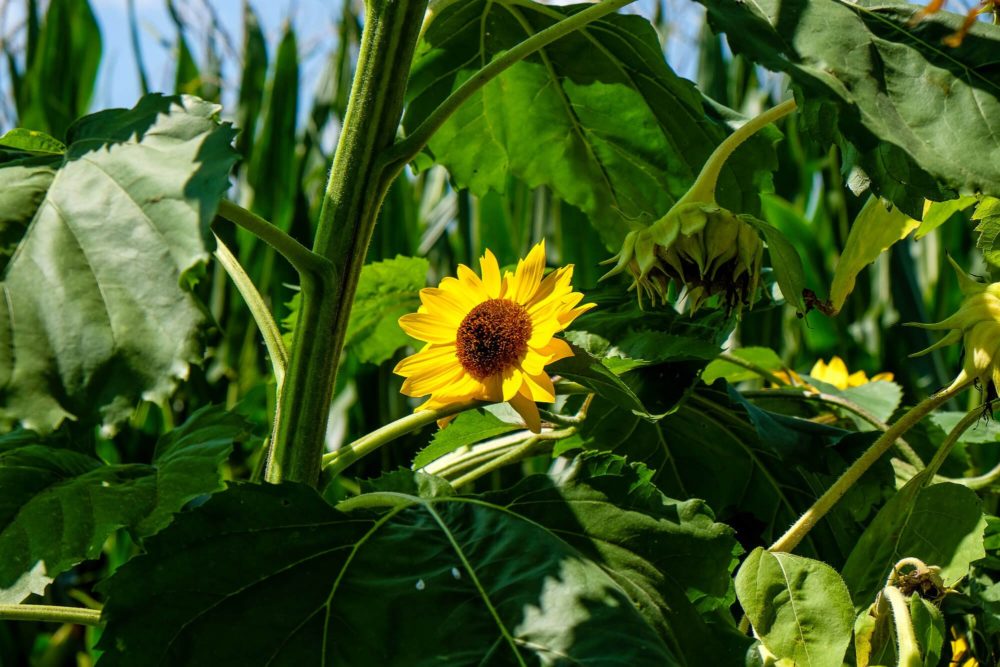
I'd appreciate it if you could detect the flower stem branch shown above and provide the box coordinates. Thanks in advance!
[678,98,798,206]
[768,380,970,554]
[449,427,576,487]
[378,0,640,179]
[215,200,329,277]
[0,604,102,627]
[717,351,790,387]
[323,400,485,478]
[212,234,287,387]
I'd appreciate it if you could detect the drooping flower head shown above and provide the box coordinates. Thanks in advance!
[393,241,593,432]
[601,202,765,314]
[908,257,1000,394]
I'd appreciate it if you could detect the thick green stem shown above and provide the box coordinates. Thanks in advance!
[379,0,641,178]
[0,604,102,626]
[768,380,969,553]
[677,98,798,206]
[267,0,428,485]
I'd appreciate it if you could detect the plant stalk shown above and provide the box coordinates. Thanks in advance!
[265,0,429,485]
[0,604,102,627]
[768,380,969,553]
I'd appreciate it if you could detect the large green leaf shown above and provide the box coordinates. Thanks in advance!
[736,548,853,667]
[698,0,1000,215]
[0,94,237,432]
[841,478,987,612]
[406,0,775,246]
[98,480,682,666]
[0,405,248,603]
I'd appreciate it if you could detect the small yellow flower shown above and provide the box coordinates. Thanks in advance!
[810,356,894,390]
[949,626,979,666]
[772,356,893,391]
[393,241,594,433]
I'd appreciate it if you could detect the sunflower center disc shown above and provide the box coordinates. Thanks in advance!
[456,299,532,380]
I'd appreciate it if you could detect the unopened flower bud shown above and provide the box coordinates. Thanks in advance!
[908,257,1000,393]
[602,202,764,314]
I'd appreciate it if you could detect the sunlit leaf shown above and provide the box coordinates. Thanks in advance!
[412,409,521,470]
[0,94,237,432]
[736,548,853,667]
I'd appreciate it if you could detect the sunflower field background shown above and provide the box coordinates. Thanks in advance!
[3,0,1000,664]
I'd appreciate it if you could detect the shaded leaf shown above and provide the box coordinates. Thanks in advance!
[548,343,651,417]
[736,548,853,667]
[0,94,237,432]
[974,196,1000,268]
[0,405,248,603]
[744,216,807,312]
[702,346,784,385]
[99,481,680,666]
[842,478,987,612]
[698,0,1000,215]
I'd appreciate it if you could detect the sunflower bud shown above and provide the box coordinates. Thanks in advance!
[908,257,1000,394]
[602,202,764,313]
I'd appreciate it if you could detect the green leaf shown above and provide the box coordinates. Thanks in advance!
[412,409,521,470]
[99,481,681,666]
[842,478,987,612]
[406,0,775,247]
[698,0,1000,215]
[829,196,919,314]
[0,128,65,154]
[548,343,651,417]
[909,595,945,667]
[744,216,808,312]
[931,411,1000,444]
[736,547,854,667]
[974,196,1000,268]
[916,196,977,240]
[702,346,784,385]
[0,94,237,432]
[0,405,248,603]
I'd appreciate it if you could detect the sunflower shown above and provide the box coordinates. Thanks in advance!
[393,241,594,432]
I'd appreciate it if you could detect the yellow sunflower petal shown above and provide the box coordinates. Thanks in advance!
[526,266,573,312]
[438,276,486,310]
[521,370,556,402]
[533,337,574,364]
[456,263,491,300]
[401,363,465,397]
[480,374,504,403]
[398,313,457,343]
[557,301,596,326]
[509,241,547,304]
[393,344,457,377]
[418,288,469,325]
[480,249,503,299]
[502,366,523,401]
[509,390,542,433]
[529,318,564,348]
[520,350,548,376]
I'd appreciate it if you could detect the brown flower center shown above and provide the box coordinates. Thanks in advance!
[456,299,532,380]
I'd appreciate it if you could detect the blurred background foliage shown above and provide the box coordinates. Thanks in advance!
[0,0,996,664]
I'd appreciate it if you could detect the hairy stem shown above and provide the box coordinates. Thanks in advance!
[267,0,428,485]
[882,586,922,667]
[678,98,798,206]
[213,234,287,386]
[768,380,969,553]
[216,200,327,276]
[450,428,574,487]
[0,604,102,627]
